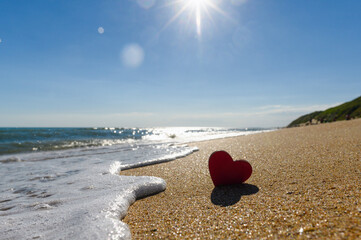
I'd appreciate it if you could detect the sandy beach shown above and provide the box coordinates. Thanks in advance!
[122,119,361,239]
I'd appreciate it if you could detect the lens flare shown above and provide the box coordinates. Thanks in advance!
[121,44,145,68]
[98,27,104,34]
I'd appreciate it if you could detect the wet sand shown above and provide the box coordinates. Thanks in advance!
[122,119,361,239]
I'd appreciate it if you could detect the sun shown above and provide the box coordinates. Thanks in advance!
[186,0,209,36]
[163,0,226,37]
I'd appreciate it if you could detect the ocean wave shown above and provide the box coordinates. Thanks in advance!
[0,127,274,156]
[0,127,152,155]
[0,156,22,163]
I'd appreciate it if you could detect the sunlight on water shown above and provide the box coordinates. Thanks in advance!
[0,127,272,156]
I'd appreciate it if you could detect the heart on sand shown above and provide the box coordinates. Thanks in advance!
[209,151,252,187]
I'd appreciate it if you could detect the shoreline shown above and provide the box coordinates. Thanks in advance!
[122,119,361,239]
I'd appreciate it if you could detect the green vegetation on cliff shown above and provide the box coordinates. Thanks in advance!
[288,96,361,127]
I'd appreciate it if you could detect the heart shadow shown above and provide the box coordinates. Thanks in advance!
[210,183,259,207]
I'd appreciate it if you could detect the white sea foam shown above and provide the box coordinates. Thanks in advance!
[118,146,199,170]
[142,127,273,143]
[0,143,199,239]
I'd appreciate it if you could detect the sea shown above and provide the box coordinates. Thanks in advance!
[0,127,272,239]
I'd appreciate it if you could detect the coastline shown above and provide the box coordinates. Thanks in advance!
[0,127,266,239]
[122,119,361,239]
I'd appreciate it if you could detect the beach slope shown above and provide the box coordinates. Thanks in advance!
[123,119,361,239]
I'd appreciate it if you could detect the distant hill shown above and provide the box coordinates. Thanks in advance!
[288,96,361,128]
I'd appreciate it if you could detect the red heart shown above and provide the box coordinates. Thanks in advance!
[209,151,252,187]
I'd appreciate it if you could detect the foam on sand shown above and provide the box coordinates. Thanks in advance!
[0,149,171,239]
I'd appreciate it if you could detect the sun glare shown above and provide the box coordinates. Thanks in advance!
[184,0,209,10]
[163,0,227,38]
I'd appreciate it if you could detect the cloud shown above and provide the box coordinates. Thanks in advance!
[0,103,341,128]
[255,103,340,115]
[158,103,341,127]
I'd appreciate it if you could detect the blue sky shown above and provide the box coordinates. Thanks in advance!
[1,0,360,127]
